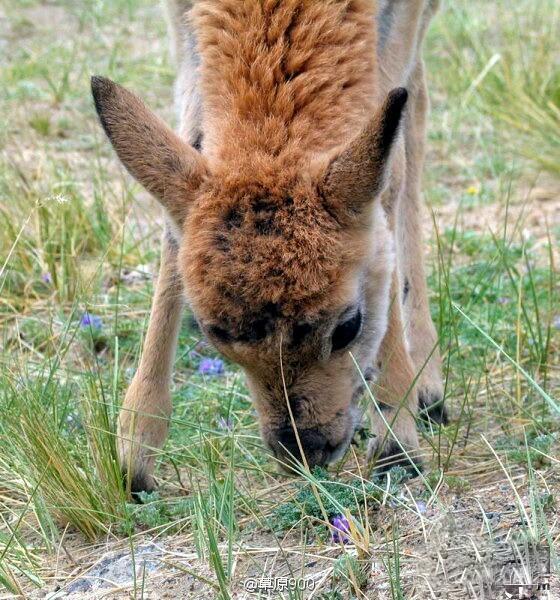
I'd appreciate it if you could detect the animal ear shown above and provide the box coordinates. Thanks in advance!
[320,87,408,219]
[91,76,207,227]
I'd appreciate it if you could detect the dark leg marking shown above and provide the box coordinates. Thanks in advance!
[237,318,269,343]
[123,471,155,503]
[352,383,366,403]
[418,391,448,425]
[374,440,423,477]
[252,198,277,213]
[403,277,410,303]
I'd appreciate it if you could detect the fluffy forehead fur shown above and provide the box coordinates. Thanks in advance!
[182,0,379,336]
[182,176,372,340]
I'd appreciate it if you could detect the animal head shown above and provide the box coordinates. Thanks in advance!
[92,75,407,468]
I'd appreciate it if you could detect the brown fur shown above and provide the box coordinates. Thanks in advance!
[92,0,445,493]
[193,0,377,164]
[181,91,407,341]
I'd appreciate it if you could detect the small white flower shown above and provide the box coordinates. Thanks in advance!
[48,193,68,204]
[521,228,532,242]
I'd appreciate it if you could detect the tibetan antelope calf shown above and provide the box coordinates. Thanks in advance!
[92,0,446,493]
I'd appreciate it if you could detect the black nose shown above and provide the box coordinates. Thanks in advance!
[275,426,329,467]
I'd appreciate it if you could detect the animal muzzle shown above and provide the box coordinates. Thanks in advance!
[269,423,354,469]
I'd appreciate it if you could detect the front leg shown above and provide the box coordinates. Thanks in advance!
[118,224,184,494]
[400,59,446,425]
[368,270,421,473]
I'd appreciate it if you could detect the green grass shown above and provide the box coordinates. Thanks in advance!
[433,0,560,176]
[0,0,558,597]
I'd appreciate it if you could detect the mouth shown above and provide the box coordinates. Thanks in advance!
[266,374,374,469]
[326,403,364,463]
[268,408,363,469]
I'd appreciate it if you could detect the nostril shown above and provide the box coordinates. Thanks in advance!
[277,426,328,457]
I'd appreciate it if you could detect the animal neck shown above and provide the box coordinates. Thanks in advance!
[193,0,378,172]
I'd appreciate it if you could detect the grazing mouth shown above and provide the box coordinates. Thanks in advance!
[326,403,365,464]
[267,371,376,469]
[268,403,365,469]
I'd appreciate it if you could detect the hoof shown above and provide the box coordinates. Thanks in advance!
[372,441,423,478]
[122,471,156,502]
[418,391,448,426]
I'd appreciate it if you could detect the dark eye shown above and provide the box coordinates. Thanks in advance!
[331,310,362,352]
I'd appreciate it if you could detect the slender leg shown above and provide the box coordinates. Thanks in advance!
[118,1,200,495]
[165,0,202,144]
[117,224,184,493]
[399,59,446,423]
[376,0,425,89]
[368,269,422,472]
[164,1,195,66]
[377,0,446,424]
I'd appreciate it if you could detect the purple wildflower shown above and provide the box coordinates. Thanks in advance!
[41,272,52,284]
[80,312,103,330]
[198,357,225,376]
[415,500,427,515]
[330,514,351,544]
[553,316,560,331]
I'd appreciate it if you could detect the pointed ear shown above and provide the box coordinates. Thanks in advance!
[320,87,408,220]
[91,76,207,227]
